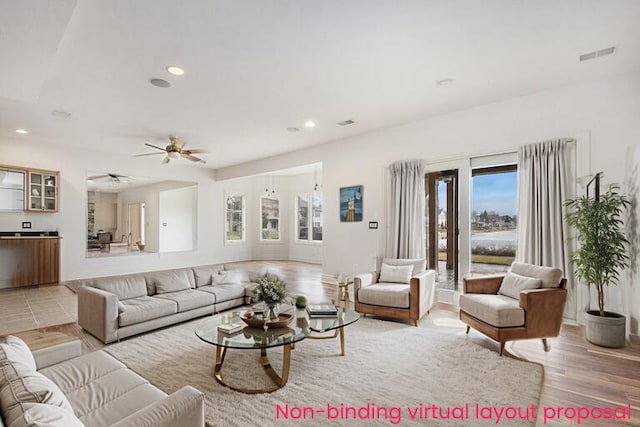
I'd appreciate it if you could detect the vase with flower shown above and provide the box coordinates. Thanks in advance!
[252,273,287,322]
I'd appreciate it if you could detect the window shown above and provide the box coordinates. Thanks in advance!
[225,194,245,242]
[471,164,517,273]
[296,193,322,241]
[260,196,280,241]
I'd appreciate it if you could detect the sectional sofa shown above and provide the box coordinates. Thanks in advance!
[0,335,204,426]
[78,264,254,344]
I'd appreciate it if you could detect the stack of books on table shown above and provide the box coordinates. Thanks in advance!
[306,304,338,317]
[217,322,244,334]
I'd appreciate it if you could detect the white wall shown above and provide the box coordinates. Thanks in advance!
[217,71,640,332]
[159,185,197,253]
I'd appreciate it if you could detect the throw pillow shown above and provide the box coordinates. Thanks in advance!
[220,270,249,284]
[8,403,83,427]
[154,270,191,294]
[211,273,227,284]
[0,371,73,426]
[379,263,413,284]
[509,262,563,288]
[0,336,36,374]
[498,271,543,299]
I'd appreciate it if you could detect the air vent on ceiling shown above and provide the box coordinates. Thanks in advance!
[337,120,355,126]
[580,46,616,62]
[51,109,71,118]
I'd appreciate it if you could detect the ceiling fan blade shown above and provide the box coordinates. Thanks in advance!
[133,152,166,157]
[162,156,170,164]
[183,148,206,154]
[87,174,109,180]
[170,136,186,149]
[181,153,206,163]
[145,143,168,151]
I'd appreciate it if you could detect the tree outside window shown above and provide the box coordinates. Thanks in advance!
[261,196,280,240]
[296,193,322,241]
[226,194,245,242]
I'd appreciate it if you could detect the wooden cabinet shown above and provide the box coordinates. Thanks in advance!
[28,169,59,212]
[0,237,61,288]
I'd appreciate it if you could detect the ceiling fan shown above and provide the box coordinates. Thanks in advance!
[87,173,128,183]
[134,136,206,164]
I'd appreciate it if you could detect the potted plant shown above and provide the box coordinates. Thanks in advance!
[565,174,630,348]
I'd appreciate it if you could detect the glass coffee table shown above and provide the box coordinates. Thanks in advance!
[195,313,308,394]
[306,307,360,356]
[195,307,359,393]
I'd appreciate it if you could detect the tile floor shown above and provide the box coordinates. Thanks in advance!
[0,285,77,336]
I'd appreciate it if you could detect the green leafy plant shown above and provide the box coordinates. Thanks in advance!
[565,180,630,317]
[294,295,307,309]
[252,273,287,306]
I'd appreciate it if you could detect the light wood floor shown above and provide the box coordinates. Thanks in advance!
[2,260,638,426]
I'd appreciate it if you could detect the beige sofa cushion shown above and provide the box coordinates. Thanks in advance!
[379,263,413,284]
[40,351,167,427]
[459,294,524,327]
[498,272,542,299]
[219,269,250,284]
[197,284,246,303]
[153,289,215,312]
[153,269,192,294]
[381,258,426,276]
[358,283,410,308]
[510,262,563,288]
[0,336,36,375]
[8,403,84,427]
[0,370,73,426]
[93,275,147,300]
[118,296,177,327]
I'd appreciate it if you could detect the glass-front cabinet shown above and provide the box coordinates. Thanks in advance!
[28,170,58,212]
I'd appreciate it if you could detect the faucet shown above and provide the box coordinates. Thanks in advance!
[121,234,127,243]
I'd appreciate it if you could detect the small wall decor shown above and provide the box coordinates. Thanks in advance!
[340,185,363,222]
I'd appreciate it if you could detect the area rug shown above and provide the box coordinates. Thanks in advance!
[105,316,542,427]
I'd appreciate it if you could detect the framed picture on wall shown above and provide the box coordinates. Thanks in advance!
[340,185,363,222]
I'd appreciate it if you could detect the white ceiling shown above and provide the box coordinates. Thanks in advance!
[1,0,639,170]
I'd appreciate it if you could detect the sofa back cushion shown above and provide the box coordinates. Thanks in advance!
[510,262,563,288]
[92,274,148,300]
[144,268,195,295]
[379,263,413,284]
[152,269,192,294]
[219,269,250,284]
[498,271,542,299]
[381,258,426,277]
[192,264,225,287]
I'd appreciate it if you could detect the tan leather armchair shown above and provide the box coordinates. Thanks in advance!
[354,258,436,326]
[459,262,567,356]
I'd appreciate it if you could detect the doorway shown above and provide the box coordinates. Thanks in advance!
[426,170,458,289]
[128,202,145,245]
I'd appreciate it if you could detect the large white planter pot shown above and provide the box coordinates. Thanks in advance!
[584,310,626,348]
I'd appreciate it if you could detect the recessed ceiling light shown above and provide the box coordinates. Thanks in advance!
[15,129,28,134]
[287,127,299,132]
[436,78,456,87]
[150,78,171,88]
[166,65,185,76]
[304,120,316,128]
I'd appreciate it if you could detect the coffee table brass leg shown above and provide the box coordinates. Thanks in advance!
[339,327,345,356]
[214,344,291,394]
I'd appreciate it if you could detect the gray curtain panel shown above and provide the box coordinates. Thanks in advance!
[517,139,574,316]
[387,159,426,259]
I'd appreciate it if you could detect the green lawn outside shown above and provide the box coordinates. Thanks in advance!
[438,252,514,266]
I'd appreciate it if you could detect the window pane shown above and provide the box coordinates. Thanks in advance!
[226,195,244,241]
[311,193,323,241]
[297,195,309,240]
[261,196,280,240]
[471,166,517,273]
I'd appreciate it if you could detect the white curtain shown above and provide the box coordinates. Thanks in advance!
[517,139,574,315]
[386,159,426,259]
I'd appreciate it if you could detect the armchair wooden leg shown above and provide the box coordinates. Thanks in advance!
[413,320,418,327]
[465,325,470,334]
[499,342,505,356]
[542,338,550,352]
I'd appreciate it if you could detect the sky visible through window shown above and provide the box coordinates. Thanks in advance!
[436,170,518,216]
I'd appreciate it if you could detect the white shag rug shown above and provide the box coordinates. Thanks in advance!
[105,316,542,427]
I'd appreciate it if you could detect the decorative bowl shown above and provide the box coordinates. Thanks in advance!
[241,311,294,328]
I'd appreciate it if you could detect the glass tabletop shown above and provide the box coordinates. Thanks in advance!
[194,311,309,350]
[307,307,360,333]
